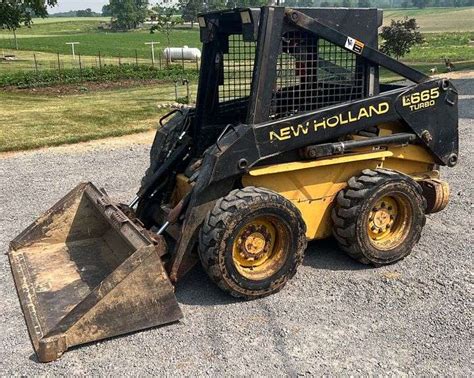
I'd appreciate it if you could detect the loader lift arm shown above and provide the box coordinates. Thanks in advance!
[284,8,429,84]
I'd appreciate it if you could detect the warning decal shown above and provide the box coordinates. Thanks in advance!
[345,37,365,54]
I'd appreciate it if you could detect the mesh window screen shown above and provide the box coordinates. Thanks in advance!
[219,34,257,103]
[270,31,365,119]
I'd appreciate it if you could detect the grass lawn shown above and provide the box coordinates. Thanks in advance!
[0,50,200,74]
[383,7,474,32]
[395,32,474,76]
[1,17,111,36]
[0,9,472,71]
[403,32,474,63]
[1,32,471,77]
[0,83,197,152]
[0,30,201,59]
[31,17,112,24]
[0,19,201,59]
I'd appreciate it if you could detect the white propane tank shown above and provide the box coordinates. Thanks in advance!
[164,46,201,62]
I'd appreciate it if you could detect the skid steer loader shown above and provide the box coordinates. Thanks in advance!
[9,6,458,362]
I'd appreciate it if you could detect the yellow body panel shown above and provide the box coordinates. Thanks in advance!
[171,174,193,207]
[243,145,435,240]
[248,151,392,176]
[384,144,435,173]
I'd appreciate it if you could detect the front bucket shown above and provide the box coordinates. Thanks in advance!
[8,183,183,362]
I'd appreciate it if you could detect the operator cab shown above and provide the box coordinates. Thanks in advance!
[191,7,383,154]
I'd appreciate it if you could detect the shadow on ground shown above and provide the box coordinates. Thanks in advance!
[175,237,365,307]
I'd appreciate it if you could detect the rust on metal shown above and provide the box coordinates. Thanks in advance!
[419,178,450,214]
[8,183,183,362]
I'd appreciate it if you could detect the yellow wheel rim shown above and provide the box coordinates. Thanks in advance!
[367,194,412,250]
[232,216,288,280]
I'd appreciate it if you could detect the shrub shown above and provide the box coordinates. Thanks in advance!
[381,17,424,60]
[0,64,199,88]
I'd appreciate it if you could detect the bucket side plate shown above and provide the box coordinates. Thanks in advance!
[8,183,183,362]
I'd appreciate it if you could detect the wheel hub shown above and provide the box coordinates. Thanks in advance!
[244,232,267,255]
[231,214,290,281]
[373,209,392,229]
[368,198,398,237]
[237,224,272,261]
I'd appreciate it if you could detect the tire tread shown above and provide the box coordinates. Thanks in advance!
[199,186,307,299]
[331,168,426,266]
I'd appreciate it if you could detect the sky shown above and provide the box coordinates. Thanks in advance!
[49,0,110,13]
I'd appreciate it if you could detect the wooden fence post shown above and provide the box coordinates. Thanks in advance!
[79,54,83,81]
[181,48,185,71]
[57,52,61,81]
[34,54,38,74]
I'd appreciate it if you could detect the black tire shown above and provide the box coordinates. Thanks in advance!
[199,186,307,299]
[332,168,426,266]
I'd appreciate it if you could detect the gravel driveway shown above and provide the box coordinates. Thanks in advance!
[0,79,472,375]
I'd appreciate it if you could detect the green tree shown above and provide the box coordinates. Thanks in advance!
[102,4,112,17]
[380,17,424,60]
[179,0,203,28]
[0,0,57,49]
[206,0,227,11]
[413,0,429,7]
[358,0,371,6]
[77,8,94,17]
[342,0,353,6]
[150,6,183,47]
[109,0,149,30]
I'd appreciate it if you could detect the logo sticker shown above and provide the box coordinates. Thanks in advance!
[402,88,440,112]
[345,37,365,54]
[268,102,390,141]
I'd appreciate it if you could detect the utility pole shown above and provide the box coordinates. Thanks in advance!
[66,42,80,60]
[145,42,160,66]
